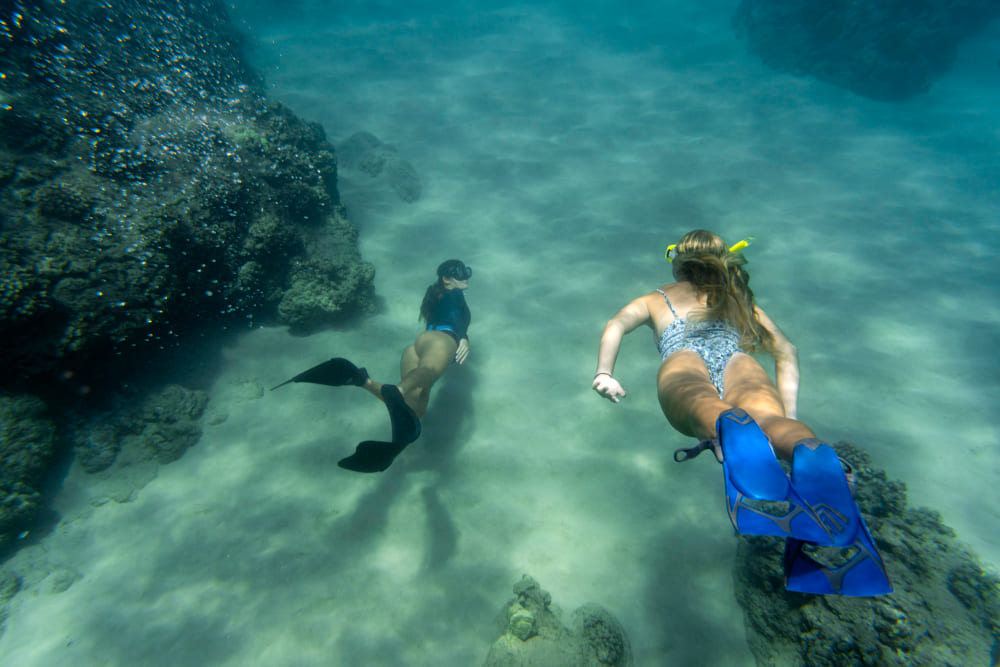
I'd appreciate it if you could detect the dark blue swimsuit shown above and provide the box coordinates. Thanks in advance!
[426,289,470,343]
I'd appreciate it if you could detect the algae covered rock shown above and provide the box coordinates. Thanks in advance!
[734,443,1000,665]
[484,575,632,667]
[0,0,375,388]
[278,255,376,331]
[0,395,57,485]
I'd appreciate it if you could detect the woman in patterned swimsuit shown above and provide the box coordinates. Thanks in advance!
[592,229,813,459]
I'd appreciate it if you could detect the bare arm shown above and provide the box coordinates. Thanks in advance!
[593,296,653,403]
[755,306,800,418]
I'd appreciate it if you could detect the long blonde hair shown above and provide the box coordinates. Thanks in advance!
[671,230,772,352]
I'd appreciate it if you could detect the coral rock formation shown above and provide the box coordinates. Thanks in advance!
[484,575,632,667]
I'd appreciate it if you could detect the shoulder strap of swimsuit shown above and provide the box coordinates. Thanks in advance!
[655,289,679,317]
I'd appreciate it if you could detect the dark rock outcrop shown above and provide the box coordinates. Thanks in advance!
[734,443,1000,665]
[733,0,1000,101]
[0,395,57,543]
[0,0,375,390]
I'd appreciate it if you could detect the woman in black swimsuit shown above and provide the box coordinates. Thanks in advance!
[362,259,471,419]
[272,260,471,472]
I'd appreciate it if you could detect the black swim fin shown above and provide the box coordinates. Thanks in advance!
[337,386,420,473]
[338,440,408,473]
[271,357,369,390]
[381,384,422,445]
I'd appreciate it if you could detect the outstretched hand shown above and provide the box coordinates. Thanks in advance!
[455,338,470,364]
[592,373,626,403]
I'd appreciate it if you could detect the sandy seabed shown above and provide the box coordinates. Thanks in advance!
[2,3,999,665]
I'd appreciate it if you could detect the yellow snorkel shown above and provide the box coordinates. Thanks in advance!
[728,238,751,253]
[665,237,753,262]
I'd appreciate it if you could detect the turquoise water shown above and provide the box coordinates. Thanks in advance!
[3,2,999,664]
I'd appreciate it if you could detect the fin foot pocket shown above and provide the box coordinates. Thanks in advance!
[718,409,866,546]
[381,384,421,444]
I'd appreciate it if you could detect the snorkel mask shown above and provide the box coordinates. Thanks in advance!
[437,260,472,281]
[665,237,752,262]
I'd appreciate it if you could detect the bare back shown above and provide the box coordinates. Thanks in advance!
[640,281,790,360]
[643,282,711,338]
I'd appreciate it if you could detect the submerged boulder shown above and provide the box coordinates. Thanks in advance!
[733,0,1000,101]
[337,131,423,203]
[74,384,209,474]
[484,575,632,667]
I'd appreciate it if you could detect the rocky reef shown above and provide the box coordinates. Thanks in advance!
[733,0,1000,101]
[0,0,375,391]
[484,575,632,667]
[734,443,1000,665]
[0,1,375,557]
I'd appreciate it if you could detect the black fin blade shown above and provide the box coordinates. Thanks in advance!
[271,358,365,391]
[338,440,408,473]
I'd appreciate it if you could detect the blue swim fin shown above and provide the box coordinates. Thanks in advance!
[717,409,892,595]
[784,527,893,596]
[718,410,860,546]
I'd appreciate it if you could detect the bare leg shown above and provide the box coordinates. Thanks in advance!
[397,331,456,418]
[363,376,384,401]
[658,352,816,459]
[657,350,730,440]
[360,333,455,418]
[361,343,419,401]
[721,353,815,459]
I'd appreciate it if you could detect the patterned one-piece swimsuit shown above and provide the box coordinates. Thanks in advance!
[655,289,742,398]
